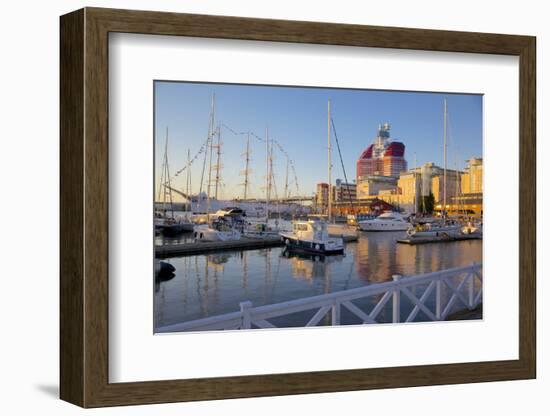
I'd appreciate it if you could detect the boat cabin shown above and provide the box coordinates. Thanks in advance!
[292,220,329,242]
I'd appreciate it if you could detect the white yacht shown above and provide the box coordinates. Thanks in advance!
[279,220,344,255]
[357,211,410,232]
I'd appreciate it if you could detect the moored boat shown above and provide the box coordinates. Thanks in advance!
[279,220,344,255]
[155,213,194,235]
[358,211,410,232]
[461,220,483,236]
[193,207,244,242]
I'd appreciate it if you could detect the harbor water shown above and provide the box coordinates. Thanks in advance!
[154,225,482,330]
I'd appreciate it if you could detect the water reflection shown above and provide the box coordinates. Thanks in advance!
[154,231,482,328]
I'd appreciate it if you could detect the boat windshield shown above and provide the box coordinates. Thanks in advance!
[293,223,309,232]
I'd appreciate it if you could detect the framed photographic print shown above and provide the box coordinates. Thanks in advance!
[60,7,536,407]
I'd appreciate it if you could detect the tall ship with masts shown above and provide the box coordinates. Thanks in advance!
[155,127,194,235]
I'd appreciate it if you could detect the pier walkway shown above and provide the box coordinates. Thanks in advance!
[156,234,358,257]
[157,263,482,332]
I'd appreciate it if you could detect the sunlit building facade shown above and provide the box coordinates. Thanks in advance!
[461,157,483,194]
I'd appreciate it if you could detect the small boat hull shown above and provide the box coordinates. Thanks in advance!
[157,222,194,236]
[358,222,409,231]
[194,226,241,242]
[279,234,344,255]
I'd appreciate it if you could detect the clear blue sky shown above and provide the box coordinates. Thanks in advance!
[154,81,482,201]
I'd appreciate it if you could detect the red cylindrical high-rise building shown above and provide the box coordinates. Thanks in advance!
[357,123,407,181]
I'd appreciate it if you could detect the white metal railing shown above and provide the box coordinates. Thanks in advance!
[157,263,482,332]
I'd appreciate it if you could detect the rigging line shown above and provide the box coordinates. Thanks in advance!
[331,117,355,214]
[173,138,209,176]
[222,122,301,196]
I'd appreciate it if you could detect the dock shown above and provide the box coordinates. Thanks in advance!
[156,234,358,257]
[397,233,482,245]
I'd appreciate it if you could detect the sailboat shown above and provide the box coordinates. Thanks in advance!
[155,127,194,235]
[407,99,461,240]
[193,94,243,242]
[281,100,346,252]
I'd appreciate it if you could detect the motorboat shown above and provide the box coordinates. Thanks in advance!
[357,211,410,231]
[279,220,344,255]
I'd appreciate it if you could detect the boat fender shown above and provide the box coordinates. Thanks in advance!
[315,244,320,251]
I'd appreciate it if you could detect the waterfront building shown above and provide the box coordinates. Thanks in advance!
[396,171,421,212]
[356,123,408,181]
[461,157,483,194]
[331,197,394,216]
[438,157,483,216]
[447,193,483,216]
[431,169,462,203]
[370,161,466,214]
[315,182,330,209]
[356,175,398,199]
[333,179,357,202]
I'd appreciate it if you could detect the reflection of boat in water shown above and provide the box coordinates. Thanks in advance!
[281,247,344,263]
[279,220,344,255]
[358,211,409,232]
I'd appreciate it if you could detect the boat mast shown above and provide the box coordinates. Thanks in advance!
[455,155,460,217]
[163,127,174,218]
[443,98,448,221]
[186,148,192,211]
[265,127,271,220]
[241,132,251,200]
[284,157,289,201]
[214,122,222,200]
[413,152,417,214]
[206,94,215,215]
[327,99,332,222]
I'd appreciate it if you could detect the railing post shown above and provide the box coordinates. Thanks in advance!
[331,301,341,325]
[392,274,401,323]
[240,301,253,329]
[435,278,443,320]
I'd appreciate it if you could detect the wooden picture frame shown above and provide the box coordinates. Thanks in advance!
[60,7,536,408]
